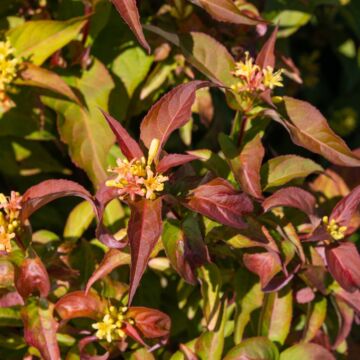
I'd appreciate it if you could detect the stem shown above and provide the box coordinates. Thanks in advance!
[230,110,242,139]
[237,114,248,147]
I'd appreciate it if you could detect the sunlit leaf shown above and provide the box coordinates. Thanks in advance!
[224,337,279,360]
[8,17,87,65]
[283,97,360,167]
[260,286,293,345]
[262,155,323,190]
[42,59,115,185]
[280,343,335,360]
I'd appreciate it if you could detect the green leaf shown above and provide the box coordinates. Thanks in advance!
[280,343,335,360]
[16,63,80,104]
[0,139,70,176]
[0,308,22,327]
[145,25,237,86]
[198,263,222,330]
[224,337,280,360]
[63,201,95,241]
[234,269,264,343]
[195,301,228,360]
[162,220,196,284]
[129,348,155,360]
[8,17,87,65]
[219,132,264,198]
[262,155,323,189]
[259,286,293,345]
[112,46,153,98]
[42,59,115,185]
[302,296,327,342]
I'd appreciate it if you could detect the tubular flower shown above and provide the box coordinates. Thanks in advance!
[322,216,347,241]
[92,306,130,343]
[0,39,20,92]
[231,51,284,94]
[106,139,168,201]
[0,191,22,252]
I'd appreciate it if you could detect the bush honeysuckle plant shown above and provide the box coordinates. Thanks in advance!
[0,0,360,359]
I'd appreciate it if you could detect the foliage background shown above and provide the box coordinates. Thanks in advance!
[0,0,359,359]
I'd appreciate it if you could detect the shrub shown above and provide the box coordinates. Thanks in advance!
[0,0,359,359]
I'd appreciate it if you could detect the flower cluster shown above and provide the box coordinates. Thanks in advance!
[106,139,168,201]
[231,52,284,93]
[0,40,20,92]
[322,216,347,241]
[92,306,132,343]
[0,191,22,252]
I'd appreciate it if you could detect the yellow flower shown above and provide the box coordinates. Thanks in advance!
[0,41,14,60]
[106,139,168,200]
[233,52,260,82]
[0,226,15,253]
[322,216,347,241]
[0,193,6,207]
[93,306,129,343]
[141,167,168,200]
[262,66,284,90]
[0,40,20,92]
[92,314,117,343]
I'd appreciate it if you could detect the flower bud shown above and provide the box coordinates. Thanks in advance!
[147,138,160,166]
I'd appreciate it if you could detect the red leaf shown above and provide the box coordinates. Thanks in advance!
[128,198,163,304]
[15,256,50,299]
[326,242,360,292]
[128,307,171,339]
[111,0,150,53]
[21,179,95,222]
[156,153,198,173]
[0,291,24,307]
[55,291,104,320]
[332,297,354,349]
[335,288,360,314]
[95,183,127,249]
[256,26,278,69]
[330,184,360,228]
[162,220,197,285]
[123,323,147,347]
[100,110,144,161]
[140,81,209,150]
[219,133,264,199]
[262,187,318,224]
[78,336,109,360]
[243,251,282,289]
[162,217,209,285]
[186,178,253,229]
[21,299,60,360]
[85,249,130,294]
[283,97,360,167]
[192,0,263,25]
